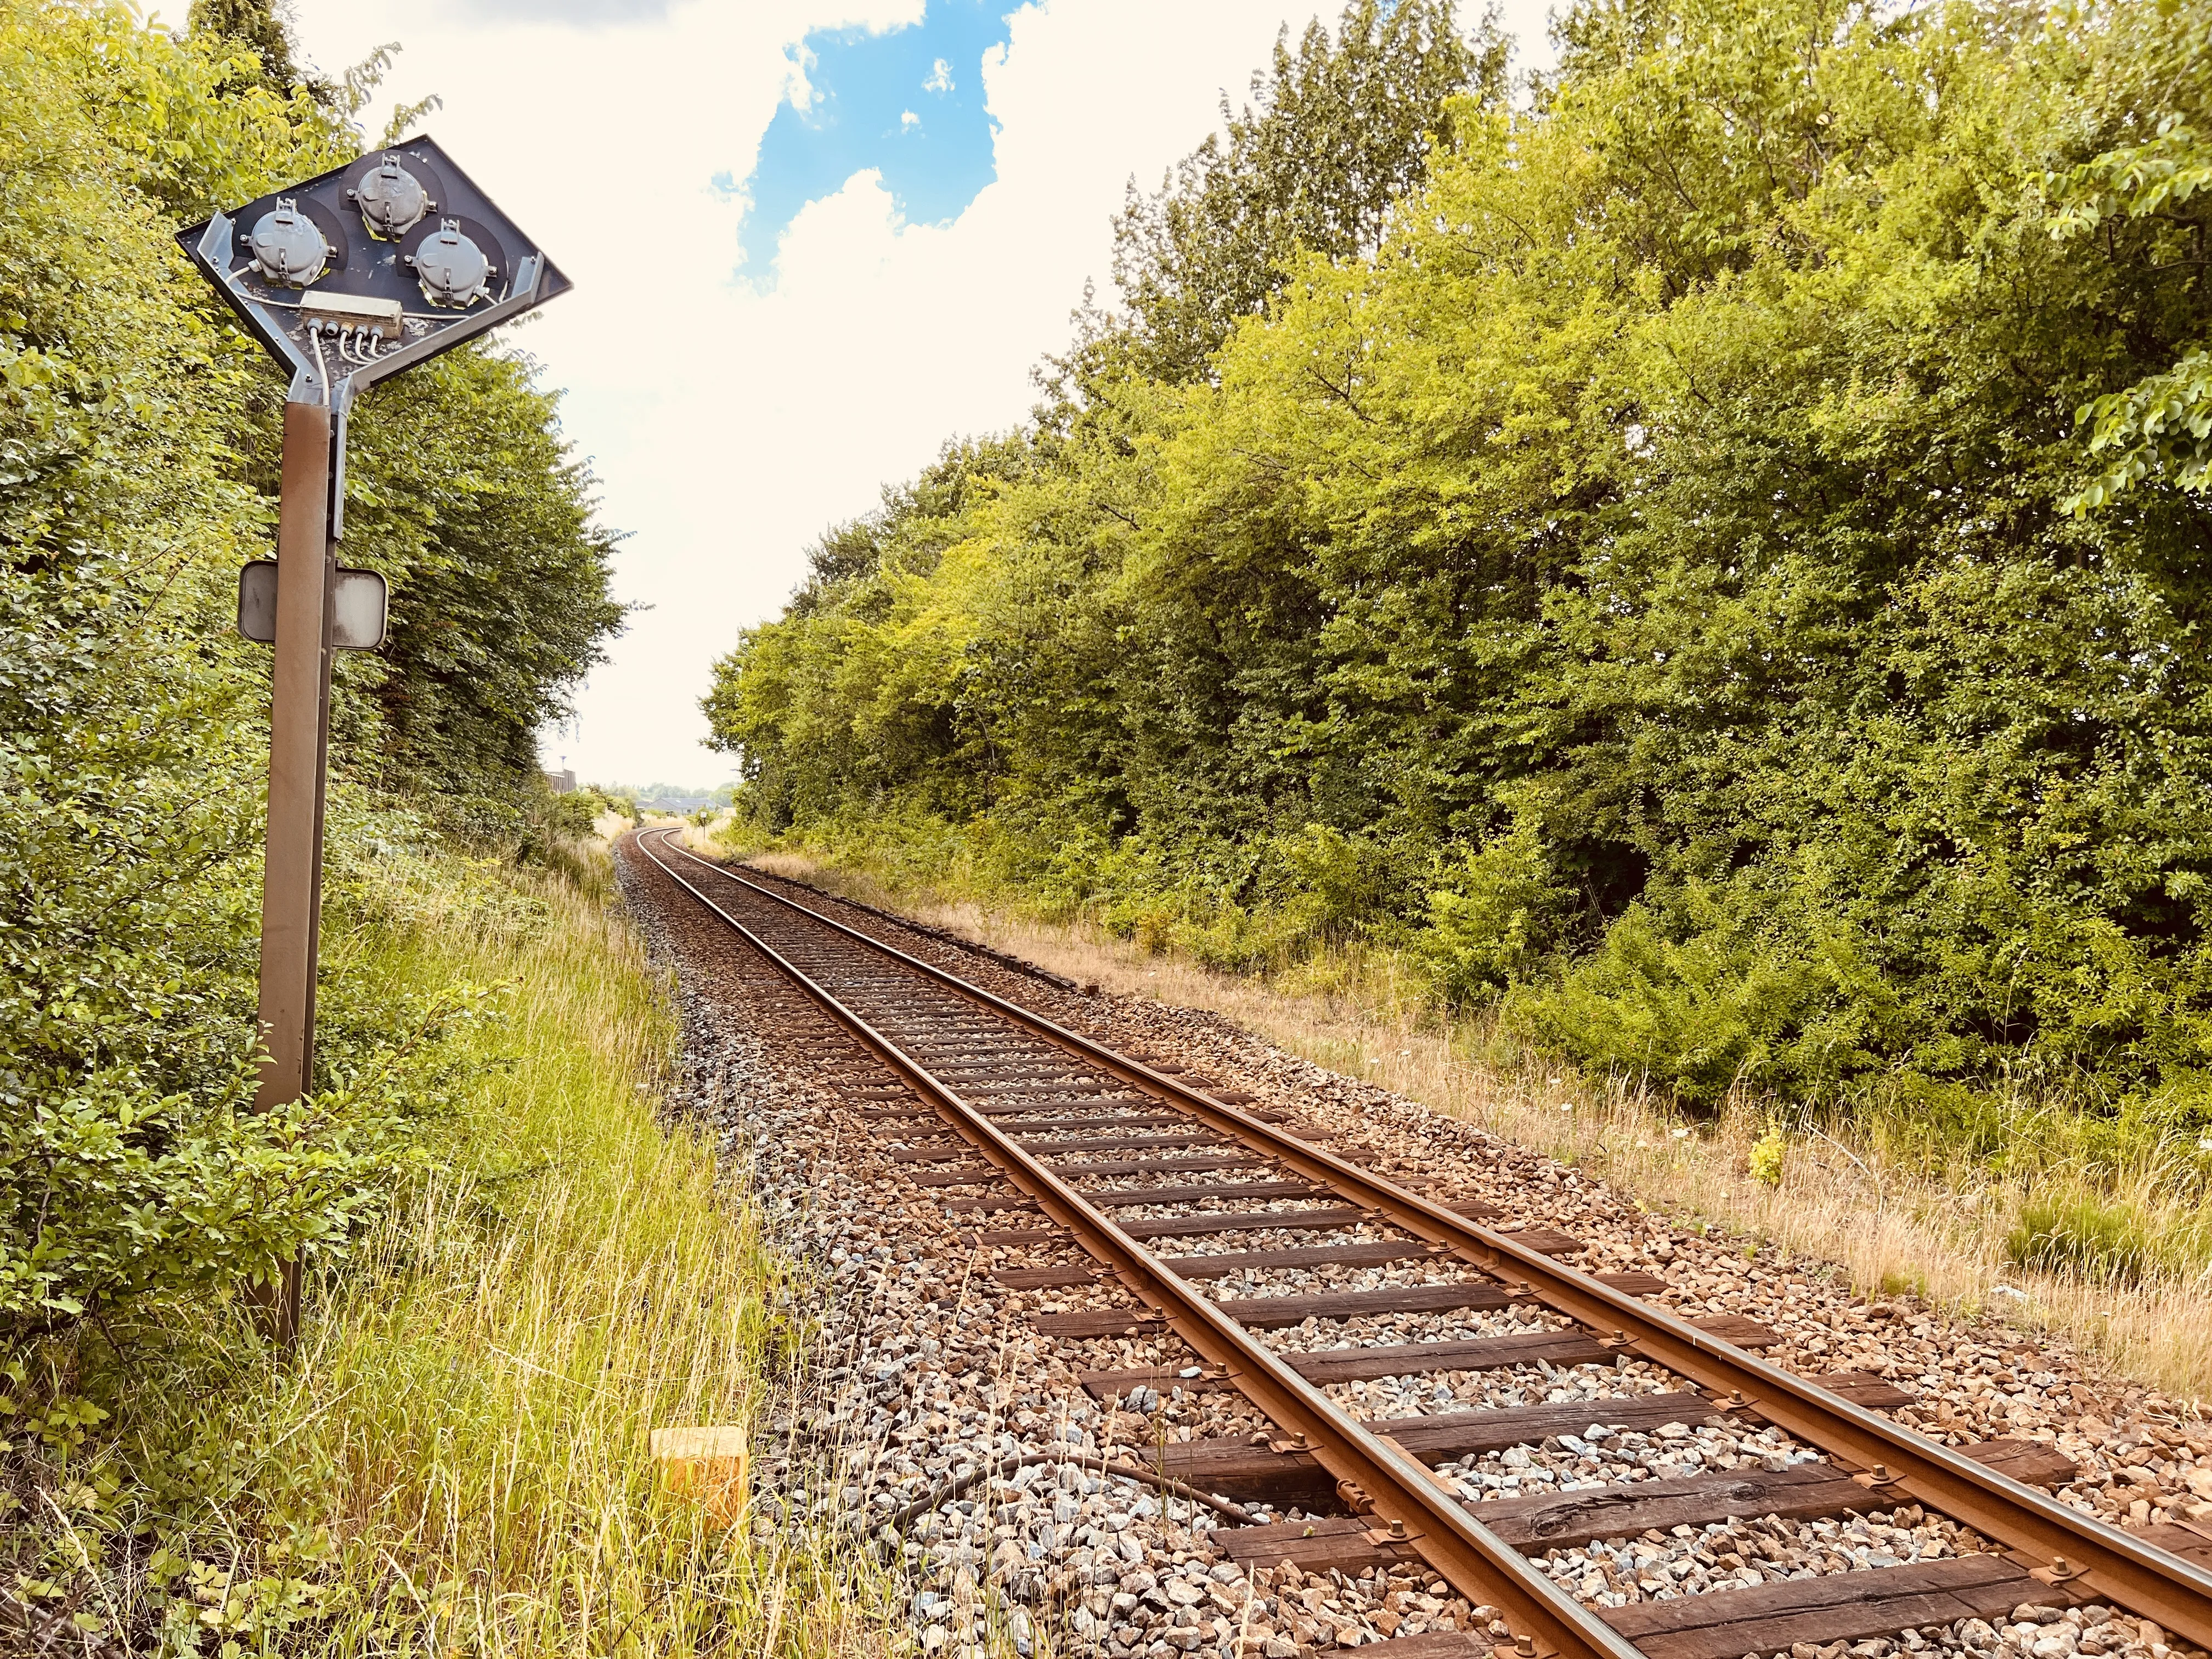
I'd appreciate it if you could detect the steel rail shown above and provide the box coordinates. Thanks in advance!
[636,830,2212,1647]
[631,828,1643,1659]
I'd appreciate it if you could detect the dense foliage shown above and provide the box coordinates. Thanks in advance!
[1096,0,1503,385]
[342,346,626,816]
[708,0,2212,1143]
[0,0,622,1339]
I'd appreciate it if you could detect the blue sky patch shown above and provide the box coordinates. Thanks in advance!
[738,1,1015,278]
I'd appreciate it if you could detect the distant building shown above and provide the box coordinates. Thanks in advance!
[545,769,577,794]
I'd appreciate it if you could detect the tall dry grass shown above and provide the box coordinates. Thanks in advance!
[283,859,866,1652]
[716,838,2212,1410]
[13,840,900,1656]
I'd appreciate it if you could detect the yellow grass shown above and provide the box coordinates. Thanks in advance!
[714,839,2212,1410]
[12,838,899,1656]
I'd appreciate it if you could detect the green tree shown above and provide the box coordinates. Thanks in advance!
[1082,0,1504,387]
[2052,0,2212,508]
[709,0,2212,1139]
[189,0,309,93]
[343,345,628,823]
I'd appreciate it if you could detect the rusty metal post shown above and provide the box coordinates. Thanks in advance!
[246,396,336,1346]
[176,145,571,1352]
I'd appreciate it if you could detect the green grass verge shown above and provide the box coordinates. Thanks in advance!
[2004,1186,2212,1288]
[4,843,890,1656]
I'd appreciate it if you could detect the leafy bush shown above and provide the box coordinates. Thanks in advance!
[1499,903,1825,1103]
[1412,815,1565,1005]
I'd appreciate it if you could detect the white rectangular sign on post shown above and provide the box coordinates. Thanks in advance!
[236,560,389,650]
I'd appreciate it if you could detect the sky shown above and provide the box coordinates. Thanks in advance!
[281,0,1555,791]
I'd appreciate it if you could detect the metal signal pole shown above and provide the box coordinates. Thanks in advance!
[242,398,338,1344]
[182,138,571,1347]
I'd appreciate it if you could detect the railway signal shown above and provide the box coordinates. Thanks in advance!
[178,138,572,1344]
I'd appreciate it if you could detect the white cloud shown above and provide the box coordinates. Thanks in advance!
[924,54,953,93]
[900,108,920,127]
[286,0,1557,788]
[782,42,820,114]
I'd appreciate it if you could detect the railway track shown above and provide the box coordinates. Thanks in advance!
[628,826,2212,1659]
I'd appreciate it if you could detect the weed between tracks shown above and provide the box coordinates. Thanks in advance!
[686,822,2212,1409]
[3,834,896,1655]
